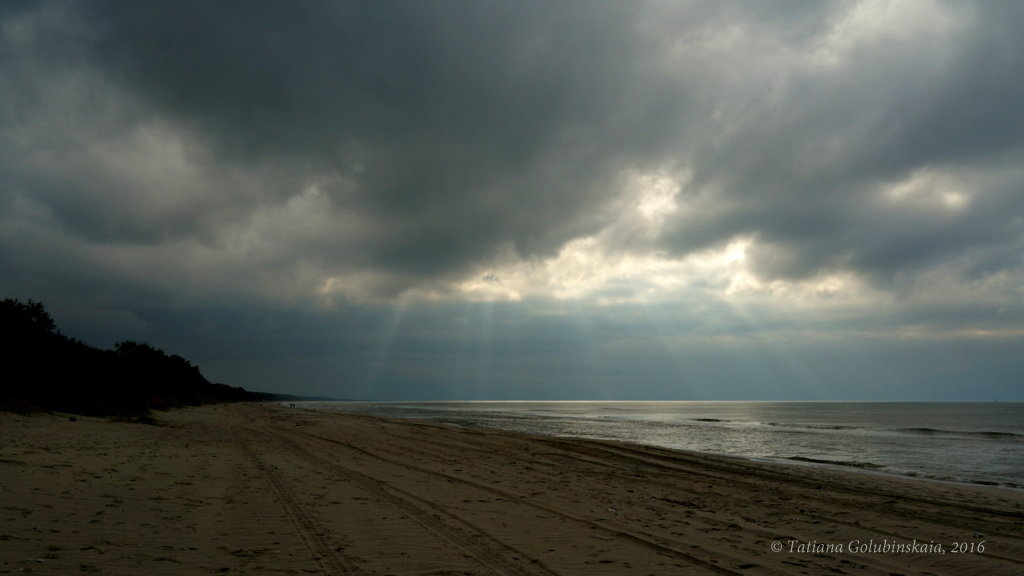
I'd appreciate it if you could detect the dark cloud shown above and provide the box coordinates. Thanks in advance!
[67,0,670,278]
[11,0,1018,289]
[3,0,1024,399]
[650,1,1024,287]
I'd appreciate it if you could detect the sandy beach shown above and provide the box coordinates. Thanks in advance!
[2,403,1022,575]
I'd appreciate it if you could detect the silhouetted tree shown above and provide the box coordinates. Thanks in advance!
[1,298,58,337]
[1,298,67,410]
[1,298,269,416]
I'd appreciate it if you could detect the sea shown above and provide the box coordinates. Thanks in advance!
[300,401,1024,488]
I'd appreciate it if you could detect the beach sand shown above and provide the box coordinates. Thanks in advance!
[2,403,1022,575]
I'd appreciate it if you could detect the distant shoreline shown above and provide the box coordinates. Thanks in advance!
[299,399,1024,489]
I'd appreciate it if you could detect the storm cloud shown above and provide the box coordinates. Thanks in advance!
[2,0,1022,399]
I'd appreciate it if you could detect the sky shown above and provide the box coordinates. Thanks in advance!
[2,0,1023,401]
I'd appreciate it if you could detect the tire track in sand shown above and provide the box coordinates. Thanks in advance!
[279,426,749,576]
[234,429,361,575]
[249,425,560,576]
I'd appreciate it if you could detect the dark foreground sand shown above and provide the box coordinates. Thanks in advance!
[2,403,1022,575]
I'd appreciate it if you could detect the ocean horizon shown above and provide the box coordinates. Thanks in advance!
[302,400,1024,488]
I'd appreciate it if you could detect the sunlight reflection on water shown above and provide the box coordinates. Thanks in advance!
[308,401,1024,487]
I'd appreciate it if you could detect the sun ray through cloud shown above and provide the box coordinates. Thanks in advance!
[2,0,1023,401]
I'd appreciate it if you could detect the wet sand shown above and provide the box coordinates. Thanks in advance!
[2,403,1022,575]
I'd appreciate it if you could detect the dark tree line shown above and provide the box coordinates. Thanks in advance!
[1,298,274,416]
